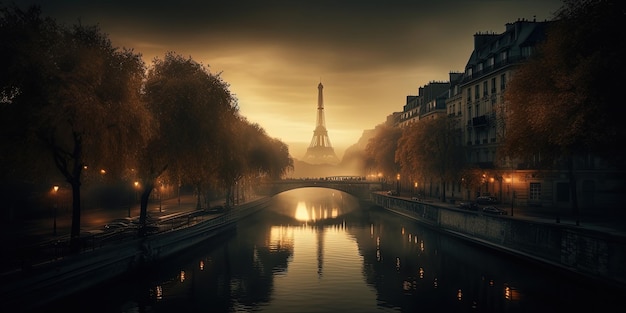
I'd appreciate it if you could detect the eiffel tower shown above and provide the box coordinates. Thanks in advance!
[303,82,340,165]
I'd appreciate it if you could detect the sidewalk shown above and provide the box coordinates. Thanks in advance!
[0,194,233,275]
[397,193,626,237]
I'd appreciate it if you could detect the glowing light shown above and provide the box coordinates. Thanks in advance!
[155,285,162,300]
[268,226,294,252]
[199,260,204,270]
[295,201,309,221]
[180,270,185,282]
[457,289,463,300]
[403,281,412,291]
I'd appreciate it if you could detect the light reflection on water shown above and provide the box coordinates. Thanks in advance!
[46,187,624,313]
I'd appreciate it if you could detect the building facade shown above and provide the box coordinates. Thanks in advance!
[397,18,624,214]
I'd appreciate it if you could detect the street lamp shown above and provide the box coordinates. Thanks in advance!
[132,181,139,217]
[53,185,59,236]
[396,173,400,195]
[505,176,513,216]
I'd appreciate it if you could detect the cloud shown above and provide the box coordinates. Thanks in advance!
[17,0,564,160]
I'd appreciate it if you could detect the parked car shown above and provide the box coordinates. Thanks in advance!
[458,202,480,211]
[207,205,225,213]
[476,196,498,204]
[386,190,398,196]
[482,206,506,215]
[104,221,132,231]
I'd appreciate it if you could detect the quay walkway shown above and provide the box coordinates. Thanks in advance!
[0,194,270,312]
[373,191,626,290]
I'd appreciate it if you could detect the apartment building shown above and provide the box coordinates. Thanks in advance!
[399,81,450,128]
[451,19,550,205]
[398,18,623,213]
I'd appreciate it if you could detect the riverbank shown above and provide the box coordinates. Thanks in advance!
[372,192,626,290]
[0,196,271,312]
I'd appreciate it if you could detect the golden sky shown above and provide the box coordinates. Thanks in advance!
[16,0,563,160]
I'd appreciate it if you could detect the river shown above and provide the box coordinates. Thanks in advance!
[44,187,623,312]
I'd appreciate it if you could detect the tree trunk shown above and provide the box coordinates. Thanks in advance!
[441,180,446,202]
[68,138,83,254]
[139,183,153,236]
[195,183,202,210]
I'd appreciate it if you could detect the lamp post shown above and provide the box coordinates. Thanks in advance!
[396,173,400,195]
[132,181,139,217]
[53,185,59,236]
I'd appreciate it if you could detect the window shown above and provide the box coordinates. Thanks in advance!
[475,85,480,100]
[491,78,496,93]
[500,51,508,63]
[488,57,494,68]
[529,183,541,201]
[483,81,488,96]
[500,73,506,91]
[477,63,483,72]
[467,88,472,102]
[521,46,533,57]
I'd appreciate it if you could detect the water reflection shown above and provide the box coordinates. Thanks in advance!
[45,188,624,313]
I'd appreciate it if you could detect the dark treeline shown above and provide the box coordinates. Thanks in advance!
[0,5,293,250]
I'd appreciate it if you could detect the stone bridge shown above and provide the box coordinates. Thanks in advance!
[258,177,381,199]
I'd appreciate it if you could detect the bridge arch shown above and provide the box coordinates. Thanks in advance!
[258,179,380,199]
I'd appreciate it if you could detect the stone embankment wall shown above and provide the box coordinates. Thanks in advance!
[0,196,272,312]
[371,193,626,288]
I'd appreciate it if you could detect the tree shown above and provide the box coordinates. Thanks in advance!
[0,5,152,251]
[396,118,465,201]
[499,0,626,221]
[215,116,292,207]
[138,52,237,230]
[364,124,402,186]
